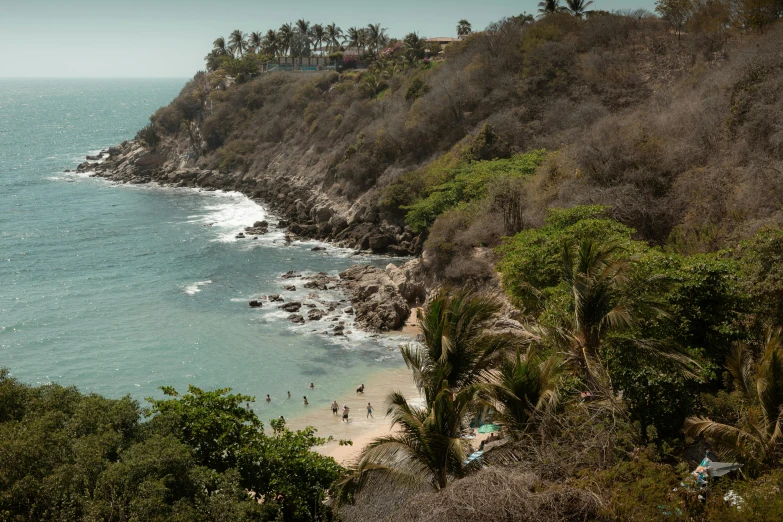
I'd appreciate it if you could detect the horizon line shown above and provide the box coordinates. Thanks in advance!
[0,76,191,80]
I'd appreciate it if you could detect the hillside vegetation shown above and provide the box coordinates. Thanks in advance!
[139,11,782,272]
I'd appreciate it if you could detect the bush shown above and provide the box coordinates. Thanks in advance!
[405,76,431,101]
[135,123,160,148]
[405,149,546,232]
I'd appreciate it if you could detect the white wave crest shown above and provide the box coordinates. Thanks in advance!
[187,191,269,243]
[184,280,212,295]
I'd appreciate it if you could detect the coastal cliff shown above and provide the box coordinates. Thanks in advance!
[80,139,420,256]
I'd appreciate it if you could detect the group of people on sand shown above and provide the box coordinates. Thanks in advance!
[262,382,374,422]
[327,383,373,422]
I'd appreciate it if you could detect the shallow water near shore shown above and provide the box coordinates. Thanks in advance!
[0,78,410,425]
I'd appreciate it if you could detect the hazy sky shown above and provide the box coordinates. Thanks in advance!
[0,0,656,78]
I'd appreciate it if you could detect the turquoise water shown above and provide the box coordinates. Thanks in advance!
[0,78,406,421]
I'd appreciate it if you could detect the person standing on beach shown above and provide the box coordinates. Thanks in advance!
[342,404,350,422]
[331,400,339,415]
[366,402,374,418]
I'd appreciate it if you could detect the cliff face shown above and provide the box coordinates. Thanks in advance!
[85,138,419,255]
[83,14,783,265]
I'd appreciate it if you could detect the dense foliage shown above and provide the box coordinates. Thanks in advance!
[0,373,342,521]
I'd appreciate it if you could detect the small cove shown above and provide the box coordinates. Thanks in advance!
[0,78,409,425]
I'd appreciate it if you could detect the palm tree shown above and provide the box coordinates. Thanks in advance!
[366,23,386,57]
[204,49,224,72]
[538,0,563,17]
[247,31,263,54]
[278,23,294,62]
[402,32,426,63]
[228,29,246,58]
[312,24,326,56]
[545,239,695,390]
[563,0,594,18]
[294,19,312,65]
[402,289,515,406]
[212,36,229,56]
[686,329,783,466]
[456,19,472,37]
[345,26,362,49]
[477,347,562,435]
[326,23,343,53]
[515,12,537,23]
[263,29,280,58]
[341,385,479,494]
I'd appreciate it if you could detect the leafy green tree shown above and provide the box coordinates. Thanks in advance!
[541,238,696,392]
[656,0,694,39]
[457,19,472,36]
[498,206,636,314]
[739,226,783,328]
[145,385,261,472]
[240,420,343,520]
[146,386,342,520]
[0,372,267,521]
[686,329,783,468]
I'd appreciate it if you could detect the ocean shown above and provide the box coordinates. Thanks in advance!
[0,78,408,423]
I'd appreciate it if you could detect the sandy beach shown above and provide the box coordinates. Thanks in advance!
[286,309,423,465]
[286,365,422,464]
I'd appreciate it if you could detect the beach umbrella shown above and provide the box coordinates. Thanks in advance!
[477,423,500,433]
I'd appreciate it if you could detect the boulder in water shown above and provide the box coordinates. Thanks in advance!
[280,301,302,312]
[287,314,305,324]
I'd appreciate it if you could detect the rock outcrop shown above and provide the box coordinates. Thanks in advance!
[337,261,423,332]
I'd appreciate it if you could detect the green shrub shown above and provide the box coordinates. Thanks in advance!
[737,226,783,328]
[404,149,546,232]
[497,205,634,313]
[135,123,160,148]
[405,76,431,101]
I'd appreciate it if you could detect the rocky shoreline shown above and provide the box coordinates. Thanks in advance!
[248,261,426,335]
[72,147,526,339]
[72,147,432,337]
[74,141,421,256]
